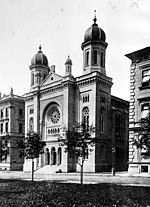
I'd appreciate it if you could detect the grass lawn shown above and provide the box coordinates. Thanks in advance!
[0,179,150,207]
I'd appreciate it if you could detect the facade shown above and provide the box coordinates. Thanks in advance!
[23,15,129,173]
[0,89,25,170]
[126,47,150,174]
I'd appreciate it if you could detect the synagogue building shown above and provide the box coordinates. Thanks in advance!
[23,14,129,173]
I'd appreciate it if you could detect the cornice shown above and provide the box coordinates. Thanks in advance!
[76,75,112,88]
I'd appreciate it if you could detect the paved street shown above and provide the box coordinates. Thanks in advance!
[0,171,150,186]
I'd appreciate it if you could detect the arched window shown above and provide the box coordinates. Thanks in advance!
[100,51,104,67]
[86,51,89,66]
[29,118,34,132]
[82,107,89,128]
[51,147,56,165]
[47,105,60,124]
[100,108,105,133]
[57,147,62,165]
[94,50,97,65]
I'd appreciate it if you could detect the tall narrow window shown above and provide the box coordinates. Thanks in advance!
[86,51,89,66]
[100,108,105,133]
[5,108,8,118]
[31,73,34,86]
[29,118,34,132]
[1,109,3,119]
[1,123,3,133]
[82,107,89,129]
[19,109,23,116]
[100,51,104,67]
[19,123,23,134]
[5,122,8,133]
[94,50,97,65]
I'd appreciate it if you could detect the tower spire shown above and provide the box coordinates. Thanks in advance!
[93,10,97,25]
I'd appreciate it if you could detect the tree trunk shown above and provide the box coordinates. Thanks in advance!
[80,158,84,186]
[32,159,34,181]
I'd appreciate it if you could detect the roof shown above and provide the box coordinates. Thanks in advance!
[125,47,150,62]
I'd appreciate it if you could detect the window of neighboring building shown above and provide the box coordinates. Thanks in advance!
[86,51,89,66]
[141,103,149,119]
[1,123,3,133]
[29,118,34,132]
[142,70,150,87]
[100,51,104,67]
[5,108,8,117]
[30,109,34,114]
[93,50,97,65]
[1,109,3,119]
[19,123,23,134]
[19,109,23,116]
[5,122,8,133]
[82,107,89,129]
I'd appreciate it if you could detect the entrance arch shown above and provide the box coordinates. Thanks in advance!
[51,147,56,165]
[45,148,50,165]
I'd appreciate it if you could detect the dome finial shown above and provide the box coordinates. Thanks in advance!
[93,10,97,25]
[39,44,42,52]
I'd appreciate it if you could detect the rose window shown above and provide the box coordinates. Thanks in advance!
[50,107,60,124]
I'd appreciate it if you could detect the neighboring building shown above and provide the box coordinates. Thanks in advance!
[0,89,25,170]
[126,47,150,174]
[23,14,129,173]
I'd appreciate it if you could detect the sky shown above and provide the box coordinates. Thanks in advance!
[0,0,150,101]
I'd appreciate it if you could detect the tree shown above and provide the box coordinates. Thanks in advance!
[133,113,150,156]
[0,134,10,163]
[18,131,46,181]
[59,122,95,185]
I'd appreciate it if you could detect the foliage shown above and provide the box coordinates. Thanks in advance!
[0,134,10,162]
[59,122,95,165]
[133,114,150,153]
[59,122,95,185]
[18,131,46,159]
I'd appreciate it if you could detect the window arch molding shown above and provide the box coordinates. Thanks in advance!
[44,102,62,126]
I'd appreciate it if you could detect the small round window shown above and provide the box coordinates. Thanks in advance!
[49,106,60,124]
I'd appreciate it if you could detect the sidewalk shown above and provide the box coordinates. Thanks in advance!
[0,170,150,186]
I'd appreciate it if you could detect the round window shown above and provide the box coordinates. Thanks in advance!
[49,106,60,124]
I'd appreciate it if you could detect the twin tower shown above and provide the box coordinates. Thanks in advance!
[29,13,107,90]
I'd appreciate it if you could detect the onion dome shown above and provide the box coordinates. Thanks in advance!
[31,45,48,67]
[84,11,106,43]
[65,55,72,65]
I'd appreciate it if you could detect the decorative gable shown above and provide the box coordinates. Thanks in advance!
[41,72,63,88]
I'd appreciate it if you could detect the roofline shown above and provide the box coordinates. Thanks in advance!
[125,47,150,61]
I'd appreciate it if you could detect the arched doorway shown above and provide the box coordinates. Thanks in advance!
[51,147,56,165]
[57,147,62,165]
[45,148,50,165]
